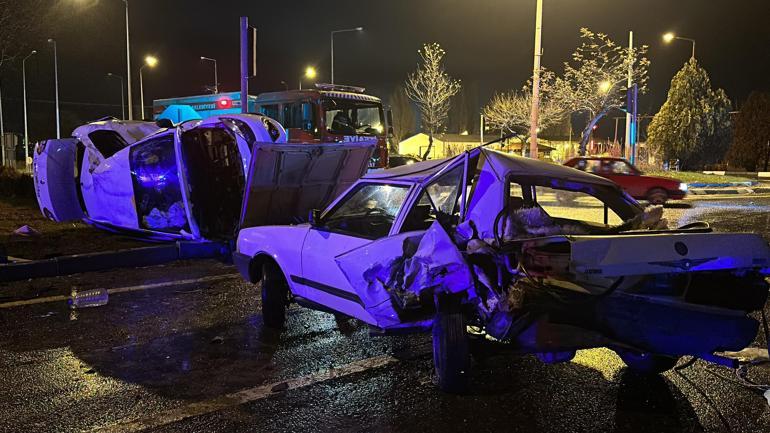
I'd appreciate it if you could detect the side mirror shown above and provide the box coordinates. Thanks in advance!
[308,209,321,226]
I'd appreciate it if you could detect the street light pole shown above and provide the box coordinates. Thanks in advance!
[23,50,37,169]
[330,27,363,84]
[139,56,158,120]
[48,39,61,139]
[0,83,4,167]
[123,0,133,120]
[663,32,696,59]
[139,66,145,120]
[528,0,543,159]
[107,73,125,120]
[624,31,633,161]
[200,56,218,93]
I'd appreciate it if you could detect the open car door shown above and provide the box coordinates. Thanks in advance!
[239,140,376,228]
[33,139,85,222]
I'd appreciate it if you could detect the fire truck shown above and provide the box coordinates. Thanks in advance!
[253,84,389,169]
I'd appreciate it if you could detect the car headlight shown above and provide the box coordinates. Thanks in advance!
[679,182,688,192]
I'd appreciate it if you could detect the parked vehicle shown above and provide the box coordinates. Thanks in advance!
[34,114,375,242]
[234,147,770,393]
[387,154,420,168]
[564,156,687,204]
[254,84,389,169]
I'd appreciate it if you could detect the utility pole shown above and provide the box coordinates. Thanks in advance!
[123,0,133,120]
[23,50,37,170]
[240,17,249,114]
[528,0,543,159]
[624,31,633,161]
[48,39,61,138]
[480,114,484,144]
[0,83,4,167]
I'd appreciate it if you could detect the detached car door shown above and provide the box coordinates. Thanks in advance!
[299,182,413,323]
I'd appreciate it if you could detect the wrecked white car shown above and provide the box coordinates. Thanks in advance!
[33,114,374,242]
[234,146,770,393]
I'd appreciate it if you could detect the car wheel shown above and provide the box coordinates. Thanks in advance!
[646,188,668,205]
[432,295,470,394]
[616,350,679,374]
[261,261,289,329]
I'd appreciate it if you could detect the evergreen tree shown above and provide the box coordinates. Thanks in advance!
[647,58,732,169]
[727,91,770,171]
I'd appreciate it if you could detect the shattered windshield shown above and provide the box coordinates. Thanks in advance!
[323,98,384,136]
[322,183,409,238]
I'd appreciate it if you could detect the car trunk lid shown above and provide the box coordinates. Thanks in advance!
[568,232,770,277]
[239,140,375,229]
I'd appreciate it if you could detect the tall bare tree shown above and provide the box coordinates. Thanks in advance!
[483,70,565,148]
[405,42,461,160]
[553,28,650,155]
[388,85,415,153]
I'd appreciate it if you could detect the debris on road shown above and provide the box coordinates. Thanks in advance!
[210,336,224,344]
[12,225,41,237]
[68,287,109,309]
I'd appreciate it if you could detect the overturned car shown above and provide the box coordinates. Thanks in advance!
[33,115,374,242]
[234,146,770,393]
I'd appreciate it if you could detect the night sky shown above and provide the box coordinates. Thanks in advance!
[3,0,769,141]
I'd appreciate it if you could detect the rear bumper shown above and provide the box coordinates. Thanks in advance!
[232,251,252,282]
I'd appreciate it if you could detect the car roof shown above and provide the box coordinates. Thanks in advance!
[570,156,630,162]
[366,147,619,187]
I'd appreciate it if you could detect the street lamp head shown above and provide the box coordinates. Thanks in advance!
[663,32,675,43]
[355,27,363,31]
[30,50,37,55]
[305,66,317,79]
[144,55,158,68]
[47,38,54,44]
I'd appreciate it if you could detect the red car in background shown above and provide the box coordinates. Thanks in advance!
[564,157,687,204]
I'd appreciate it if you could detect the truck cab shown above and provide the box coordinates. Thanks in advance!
[254,84,389,169]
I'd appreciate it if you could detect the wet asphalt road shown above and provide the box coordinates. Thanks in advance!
[2,196,770,433]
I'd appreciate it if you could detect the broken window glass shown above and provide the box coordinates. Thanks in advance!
[426,164,464,217]
[322,183,409,239]
[129,134,188,233]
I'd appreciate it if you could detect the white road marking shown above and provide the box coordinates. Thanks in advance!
[0,274,240,309]
[92,354,399,433]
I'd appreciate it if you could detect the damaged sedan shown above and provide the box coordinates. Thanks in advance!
[234,146,770,393]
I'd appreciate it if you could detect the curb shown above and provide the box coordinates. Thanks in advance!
[0,241,231,283]
[688,187,769,195]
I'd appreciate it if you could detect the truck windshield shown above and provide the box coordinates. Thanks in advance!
[322,98,384,136]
